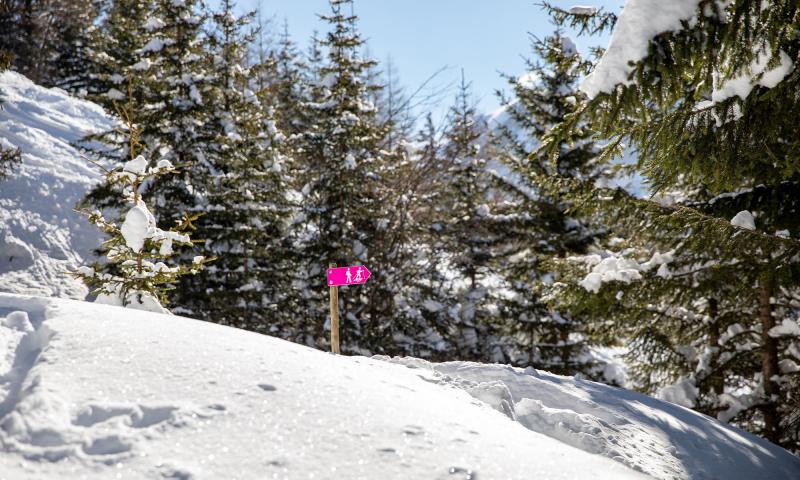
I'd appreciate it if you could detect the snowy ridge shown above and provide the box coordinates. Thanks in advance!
[0,71,110,299]
[1,293,797,479]
[0,293,644,480]
[383,357,800,480]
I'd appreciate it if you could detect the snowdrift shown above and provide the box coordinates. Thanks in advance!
[1,294,798,479]
[0,72,110,299]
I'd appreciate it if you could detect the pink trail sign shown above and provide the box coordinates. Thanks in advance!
[327,265,371,287]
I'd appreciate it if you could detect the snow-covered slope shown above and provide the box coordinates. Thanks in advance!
[1,294,798,480]
[0,72,110,299]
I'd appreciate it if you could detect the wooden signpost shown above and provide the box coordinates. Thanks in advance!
[327,264,372,354]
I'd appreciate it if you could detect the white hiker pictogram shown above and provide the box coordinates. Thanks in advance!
[354,266,363,282]
[346,267,352,283]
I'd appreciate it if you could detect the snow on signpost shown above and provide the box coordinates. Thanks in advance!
[327,264,372,354]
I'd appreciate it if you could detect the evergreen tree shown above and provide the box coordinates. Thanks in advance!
[173,0,291,332]
[86,0,151,109]
[387,114,460,359]
[492,32,608,378]
[267,20,309,139]
[50,1,104,95]
[89,0,212,222]
[290,0,394,352]
[82,0,215,309]
[133,0,212,226]
[433,72,508,362]
[74,88,207,312]
[0,0,100,87]
[0,54,21,179]
[540,1,800,449]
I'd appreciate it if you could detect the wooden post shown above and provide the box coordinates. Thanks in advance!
[329,263,340,354]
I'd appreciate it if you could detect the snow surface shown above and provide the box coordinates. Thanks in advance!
[0,71,111,299]
[581,0,701,98]
[120,203,156,253]
[1,293,798,480]
[708,50,794,104]
[730,210,756,231]
[575,251,673,293]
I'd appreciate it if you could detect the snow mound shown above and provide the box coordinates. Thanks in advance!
[383,357,800,480]
[730,210,756,230]
[1,294,797,479]
[581,0,701,98]
[0,293,644,479]
[0,71,111,299]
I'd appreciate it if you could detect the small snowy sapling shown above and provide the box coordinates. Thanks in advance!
[74,84,210,312]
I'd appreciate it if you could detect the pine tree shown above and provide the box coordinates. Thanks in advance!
[0,0,99,87]
[0,53,21,179]
[491,32,609,378]
[540,1,800,449]
[86,0,151,109]
[74,87,207,312]
[432,72,509,362]
[82,0,215,310]
[290,0,394,352]
[173,0,291,332]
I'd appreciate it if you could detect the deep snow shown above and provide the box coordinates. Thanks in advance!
[1,293,798,480]
[0,71,110,299]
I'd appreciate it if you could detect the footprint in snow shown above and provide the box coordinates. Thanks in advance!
[258,383,277,392]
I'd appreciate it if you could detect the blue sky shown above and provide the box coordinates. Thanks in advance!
[233,0,624,120]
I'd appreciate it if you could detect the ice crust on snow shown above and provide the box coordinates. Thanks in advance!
[581,0,702,98]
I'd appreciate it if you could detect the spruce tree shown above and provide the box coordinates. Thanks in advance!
[291,0,394,352]
[82,0,215,310]
[86,0,152,109]
[268,20,309,139]
[173,0,291,332]
[74,87,207,312]
[492,31,609,378]
[540,1,800,449]
[433,72,508,361]
[0,0,100,87]
[133,0,212,226]
[0,54,21,179]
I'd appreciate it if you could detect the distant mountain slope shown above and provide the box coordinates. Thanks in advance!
[0,72,110,299]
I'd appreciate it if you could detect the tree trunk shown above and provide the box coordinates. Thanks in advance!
[707,298,724,396]
[758,274,780,444]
